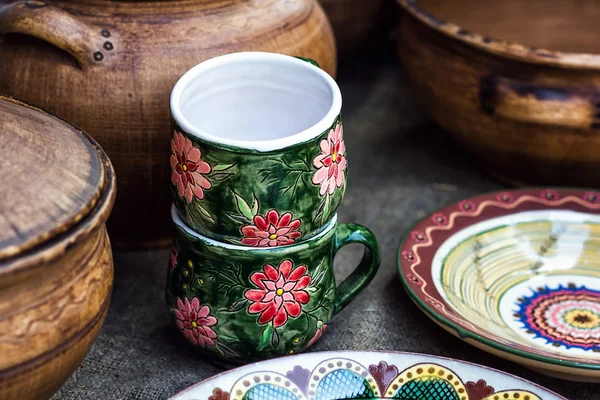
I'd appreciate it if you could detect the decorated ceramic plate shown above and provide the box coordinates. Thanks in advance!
[398,188,600,382]
[170,350,565,399]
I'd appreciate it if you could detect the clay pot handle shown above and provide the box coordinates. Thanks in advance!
[0,1,112,69]
[480,75,600,132]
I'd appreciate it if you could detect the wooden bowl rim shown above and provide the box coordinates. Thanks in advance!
[398,0,600,70]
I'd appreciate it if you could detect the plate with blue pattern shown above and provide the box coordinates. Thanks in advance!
[170,350,566,400]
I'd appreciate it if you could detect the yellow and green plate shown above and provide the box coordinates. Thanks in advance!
[398,188,600,382]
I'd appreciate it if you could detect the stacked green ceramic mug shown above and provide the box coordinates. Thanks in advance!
[166,52,381,366]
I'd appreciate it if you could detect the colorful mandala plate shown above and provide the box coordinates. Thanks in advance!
[169,350,565,400]
[398,188,600,382]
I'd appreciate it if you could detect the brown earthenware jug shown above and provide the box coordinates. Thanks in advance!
[0,0,336,248]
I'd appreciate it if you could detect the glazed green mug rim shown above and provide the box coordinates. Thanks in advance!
[170,51,342,152]
[171,205,337,250]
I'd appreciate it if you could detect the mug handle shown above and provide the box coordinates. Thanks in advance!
[332,223,381,314]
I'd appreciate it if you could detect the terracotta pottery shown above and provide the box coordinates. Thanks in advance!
[166,209,381,366]
[0,0,337,248]
[319,0,388,56]
[170,52,346,244]
[0,96,116,399]
[171,350,566,400]
[398,188,600,382]
[396,0,600,187]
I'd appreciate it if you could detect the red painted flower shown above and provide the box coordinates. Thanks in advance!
[174,297,217,347]
[170,131,212,203]
[245,260,311,328]
[307,321,327,348]
[170,247,178,271]
[496,192,514,203]
[312,124,347,196]
[541,189,559,201]
[459,200,476,212]
[241,210,302,247]
[432,213,448,226]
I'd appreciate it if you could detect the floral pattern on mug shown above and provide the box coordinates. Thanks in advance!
[241,210,302,247]
[312,123,346,196]
[245,260,311,328]
[171,131,212,203]
[174,297,218,347]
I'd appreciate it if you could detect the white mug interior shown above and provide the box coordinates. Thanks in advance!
[170,52,342,151]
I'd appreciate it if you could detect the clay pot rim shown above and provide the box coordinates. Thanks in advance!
[0,96,116,275]
[171,52,342,152]
[398,0,600,70]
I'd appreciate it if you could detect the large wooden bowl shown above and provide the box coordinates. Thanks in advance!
[396,0,600,187]
[0,0,336,248]
[0,96,116,400]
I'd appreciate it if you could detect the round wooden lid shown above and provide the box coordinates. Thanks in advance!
[0,96,106,261]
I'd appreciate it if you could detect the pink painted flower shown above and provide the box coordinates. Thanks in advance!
[312,124,347,196]
[426,297,443,309]
[459,200,476,212]
[401,250,415,262]
[241,210,302,247]
[245,260,311,328]
[407,273,422,285]
[170,247,178,271]
[307,322,327,348]
[584,192,600,204]
[496,192,514,203]
[174,297,217,347]
[411,231,426,242]
[170,131,212,203]
[432,213,448,226]
[541,189,559,201]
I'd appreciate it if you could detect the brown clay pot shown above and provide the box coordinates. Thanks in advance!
[0,0,336,248]
[319,0,389,56]
[0,96,116,400]
[396,0,600,187]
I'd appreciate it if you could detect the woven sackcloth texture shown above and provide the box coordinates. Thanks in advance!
[53,52,595,400]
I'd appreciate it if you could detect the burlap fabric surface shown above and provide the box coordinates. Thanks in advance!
[53,54,596,400]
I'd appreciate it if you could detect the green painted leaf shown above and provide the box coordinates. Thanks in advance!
[321,194,330,224]
[234,193,254,220]
[251,194,259,216]
[229,298,249,312]
[294,56,321,69]
[271,328,280,348]
[211,163,235,172]
[217,333,240,343]
[198,204,215,224]
[225,213,252,225]
[258,325,274,351]
[210,172,233,182]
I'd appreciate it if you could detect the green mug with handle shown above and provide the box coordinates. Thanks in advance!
[166,206,381,366]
